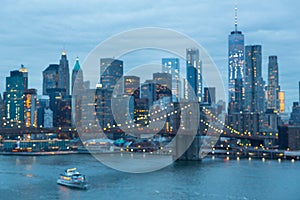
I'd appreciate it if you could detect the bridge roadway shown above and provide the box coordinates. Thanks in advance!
[0,127,78,138]
[0,127,277,142]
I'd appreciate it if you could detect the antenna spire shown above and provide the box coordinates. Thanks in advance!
[234,2,238,31]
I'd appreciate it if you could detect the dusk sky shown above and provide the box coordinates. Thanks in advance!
[0,0,299,111]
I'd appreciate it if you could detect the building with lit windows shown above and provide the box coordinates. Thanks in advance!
[5,70,26,127]
[58,50,70,96]
[24,89,37,127]
[124,76,140,98]
[267,56,280,111]
[244,45,265,114]
[100,58,123,90]
[186,48,202,102]
[203,87,216,105]
[278,91,285,113]
[162,58,180,102]
[71,57,84,128]
[43,64,59,95]
[228,6,244,103]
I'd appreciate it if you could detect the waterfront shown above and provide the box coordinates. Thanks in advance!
[0,154,299,200]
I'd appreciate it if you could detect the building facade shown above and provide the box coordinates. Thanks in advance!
[186,48,202,102]
[244,45,265,114]
[58,51,70,96]
[267,56,280,111]
[43,64,59,95]
[162,58,180,102]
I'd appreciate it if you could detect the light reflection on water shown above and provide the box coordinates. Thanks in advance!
[0,154,299,200]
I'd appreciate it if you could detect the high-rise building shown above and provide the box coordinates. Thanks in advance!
[279,91,285,113]
[24,89,37,127]
[123,76,140,98]
[203,87,216,105]
[47,88,67,127]
[71,57,84,128]
[153,72,172,101]
[58,50,70,96]
[43,64,59,95]
[244,45,265,113]
[267,56,280,111]
[5,70,26,127]
[141,81,156,106]
[36,96,50,128]
[71,57,83,95]
[186,48,202,102]
[95,88,115,129]
[43,107,53,128]
[162,58,180,102]
[228,6,244,103]
[19,64,28,90]
[100,58,123,91]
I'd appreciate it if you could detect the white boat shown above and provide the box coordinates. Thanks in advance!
[57,168,88,189]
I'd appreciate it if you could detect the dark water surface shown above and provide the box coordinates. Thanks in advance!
[0,154,299,200]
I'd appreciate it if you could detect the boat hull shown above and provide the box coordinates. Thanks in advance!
[57,179,88,189]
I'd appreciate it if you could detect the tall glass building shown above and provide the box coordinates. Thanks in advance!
[43,64,59,95]
[267,56,280,111]
[244,45,265,113]
[58,50,70,96]
[100,58,123,91]
[186,48,202,102]
[228,7,244,103]
[162,58,180,102]
[5,70,26,126]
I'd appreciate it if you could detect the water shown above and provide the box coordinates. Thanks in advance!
[0,154,299,200]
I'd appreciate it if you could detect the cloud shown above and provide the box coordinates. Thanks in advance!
[0,0,299,109]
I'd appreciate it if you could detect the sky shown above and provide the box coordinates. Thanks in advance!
[0,0,299,111]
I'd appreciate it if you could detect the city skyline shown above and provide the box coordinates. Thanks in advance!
[0,1,299,110]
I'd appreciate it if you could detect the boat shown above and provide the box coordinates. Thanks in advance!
[57,168,88,189]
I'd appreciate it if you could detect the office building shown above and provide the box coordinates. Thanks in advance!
[267,56,280,111]
[228,6,244,103]
[58,50,70,96]
[162,58,180,102]
[124,75,140,99]
[100,58,123,91]
[244,45,265,113]
[43,64,59,95]
[186,48,202,102]
[24,89,37,127]
[5,70,26,126]
[203,87,216,105]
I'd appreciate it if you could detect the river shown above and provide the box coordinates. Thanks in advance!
[0,154,299,200]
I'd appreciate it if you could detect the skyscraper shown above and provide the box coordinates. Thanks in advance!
[141,81,156,106]
[203,87,216,105]
[244,45,265,113]
[71,57,84,128]
[24,89,37,127]
[153,72,172,101]
[43,64,59,95]
[58,50,70,96]
[228,6,244,103]
[100,58,123,91]
[267,56,280,111]
[186,48,202,102]
[71,57,83,95]
[162,58,180,102]
[96,58,124,130]
[5,70,26,126]
[19,64,28,90]
[123,76,140,98]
